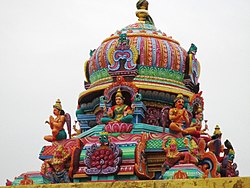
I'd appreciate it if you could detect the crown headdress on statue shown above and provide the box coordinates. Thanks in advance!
[115,88,124,99]
[100,132,109,136]
[213,124,222,135]
[53,99,62,111]
[190,139,198,150]
[195,105,203,114]
[174,93,184,103]
[229,149,235,155]
[169,138,177,145]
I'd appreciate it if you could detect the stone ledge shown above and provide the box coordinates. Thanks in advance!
[4,177,250,188]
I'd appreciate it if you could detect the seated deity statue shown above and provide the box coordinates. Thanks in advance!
[19,174,33,185]
[169,94,201,135]
[101,88,135,124]
[161,138,184,177]
[44,99,67,142]
[71,121,82,137]
[182,139,199,165]
[189,106,210,140]
[160,138,199,178]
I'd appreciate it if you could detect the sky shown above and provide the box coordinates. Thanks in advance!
[0,0,250,186]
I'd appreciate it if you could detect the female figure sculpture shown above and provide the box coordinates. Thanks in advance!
[101,88,135,124]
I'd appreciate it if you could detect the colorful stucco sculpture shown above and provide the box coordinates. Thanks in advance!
[8,0,240,186]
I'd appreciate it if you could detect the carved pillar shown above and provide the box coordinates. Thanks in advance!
[132,93,146,124]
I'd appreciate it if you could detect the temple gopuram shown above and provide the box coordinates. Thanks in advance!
[6,1,250,187]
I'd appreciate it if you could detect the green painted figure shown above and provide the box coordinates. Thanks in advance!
[101,88,135,124]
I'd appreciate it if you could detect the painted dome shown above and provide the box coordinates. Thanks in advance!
[88,22,187,75]
[85,22,188,85]
[80,3,201,104]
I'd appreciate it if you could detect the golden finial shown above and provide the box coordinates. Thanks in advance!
[135,0,154,25]
[136,0,148,10]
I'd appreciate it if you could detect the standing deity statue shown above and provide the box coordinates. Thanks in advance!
[184,43,200,93]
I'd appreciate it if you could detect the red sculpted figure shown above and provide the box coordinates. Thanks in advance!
[169,94,190,134]
[44,99,67,142]
[19,174,33,185]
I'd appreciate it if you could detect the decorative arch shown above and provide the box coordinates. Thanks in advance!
[103,76,138,103]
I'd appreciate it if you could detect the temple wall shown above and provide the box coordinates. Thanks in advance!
[4,177,250,188]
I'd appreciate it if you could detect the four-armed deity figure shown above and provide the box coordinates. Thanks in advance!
[101,88,135,124]
[44,99,67,142]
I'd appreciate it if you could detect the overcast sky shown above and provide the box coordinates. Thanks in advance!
[0,0,249,185]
